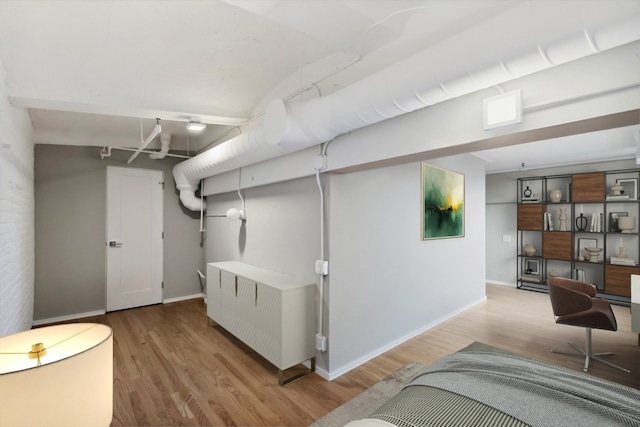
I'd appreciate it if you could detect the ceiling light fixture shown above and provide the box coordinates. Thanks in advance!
[483,89,522,130]
[186,120,206,132]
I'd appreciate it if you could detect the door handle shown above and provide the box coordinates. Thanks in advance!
[108,241,123,247]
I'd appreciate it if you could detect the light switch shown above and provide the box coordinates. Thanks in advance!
[502,234,511,242]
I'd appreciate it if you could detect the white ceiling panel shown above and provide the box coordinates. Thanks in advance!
[0,0,638,171]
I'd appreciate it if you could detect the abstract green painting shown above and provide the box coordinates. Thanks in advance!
[421,163,464,240]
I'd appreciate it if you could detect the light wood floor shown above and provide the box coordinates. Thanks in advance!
[67,284,639,426]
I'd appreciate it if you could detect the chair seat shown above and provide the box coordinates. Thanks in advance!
[555,298,617,331]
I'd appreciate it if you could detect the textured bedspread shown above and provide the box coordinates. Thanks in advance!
[378,350,640,427]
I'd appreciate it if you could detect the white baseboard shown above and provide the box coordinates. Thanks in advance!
[486,280,517,287]
[163,293,204,304]
[32,294,204,326]
[32,309,106,326]
[324,295,487,381]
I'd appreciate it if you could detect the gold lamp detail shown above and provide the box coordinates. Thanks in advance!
[0,323,113,427]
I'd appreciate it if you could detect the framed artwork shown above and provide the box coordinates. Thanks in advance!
[577,238,597,259]
[608,212,628,232]
[617,178,638,200]
[421,163,464,240]
[524,259,540,275]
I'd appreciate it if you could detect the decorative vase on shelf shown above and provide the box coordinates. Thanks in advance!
[558,208,567,231]
[575,214,588,231]
[585,247,602,263]
[523,244,536,257]
[610,182,624,196]
[618,216,636,233]
[549,189,562,203]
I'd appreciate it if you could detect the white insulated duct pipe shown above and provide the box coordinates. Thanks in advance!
[174,0,640,211]
[149,132,171,159]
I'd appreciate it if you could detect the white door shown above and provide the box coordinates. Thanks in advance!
[106,166,163,311]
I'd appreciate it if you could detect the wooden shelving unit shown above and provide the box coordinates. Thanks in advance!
[517,169,640,303]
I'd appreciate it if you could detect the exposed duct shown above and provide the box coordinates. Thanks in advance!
[149,132,171,160]
[173,1,640,211]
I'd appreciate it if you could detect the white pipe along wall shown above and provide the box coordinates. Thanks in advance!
[173,1,640,211]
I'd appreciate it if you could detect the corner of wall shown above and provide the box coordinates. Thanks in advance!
[0,59,35,336]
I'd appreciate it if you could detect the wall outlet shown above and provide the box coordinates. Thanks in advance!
[315,260,329,275]
[315,333,327,352]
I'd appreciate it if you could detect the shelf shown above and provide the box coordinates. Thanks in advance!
[517,169,640,302]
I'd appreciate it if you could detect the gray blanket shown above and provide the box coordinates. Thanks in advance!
[407,351,640,427]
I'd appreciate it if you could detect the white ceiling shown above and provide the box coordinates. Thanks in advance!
[0,0,638,172]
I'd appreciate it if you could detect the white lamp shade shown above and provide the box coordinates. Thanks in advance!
[0,323,113,427]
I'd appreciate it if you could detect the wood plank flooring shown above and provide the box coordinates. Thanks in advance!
[60,284,639,426]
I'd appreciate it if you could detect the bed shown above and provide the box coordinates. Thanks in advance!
[342,342,640,427]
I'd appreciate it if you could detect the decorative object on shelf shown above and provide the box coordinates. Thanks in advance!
[610,182,624,196]
[522,258,541,281]
[585,246,603,263]
[548,270,561,279]
[559,208,568,231]
[523,244,537,257]
[548,189,562,203]
[575,214,588,231]
[617,178,638,200]
[611,256,637,266]
[421,163,464,240]
[544,211,554,230]
[608,212,628,232]
[578,238,597,260]
[523,182,532,198]
[589,211,603,232]
[617,239,627,258]
[617,216,636,233]
[611,255,637,266]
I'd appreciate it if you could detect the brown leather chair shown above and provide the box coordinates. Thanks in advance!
[547,276,629,373]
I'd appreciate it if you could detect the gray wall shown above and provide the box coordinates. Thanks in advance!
[205,175,321,283]
[203,152,487,378]
[34,145,202,322]
[328,154,486,375]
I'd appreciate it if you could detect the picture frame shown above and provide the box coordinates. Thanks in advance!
[608,211,628,232]
[421,163,464,240]
[577,238,598,259]
[524,258,540,276]
[617,178,638,200]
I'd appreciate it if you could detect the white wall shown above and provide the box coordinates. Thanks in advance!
[0,60,34,336]
[328,154,486,376]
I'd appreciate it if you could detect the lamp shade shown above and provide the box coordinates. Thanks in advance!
[0,323,113,427]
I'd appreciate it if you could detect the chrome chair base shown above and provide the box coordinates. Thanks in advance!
[551,328,630,373]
